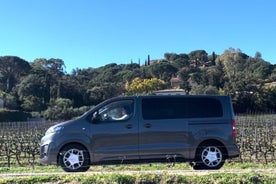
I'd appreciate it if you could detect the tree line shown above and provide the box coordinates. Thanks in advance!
[1,48,276,120]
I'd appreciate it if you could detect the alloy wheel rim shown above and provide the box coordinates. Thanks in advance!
[201,146,222,167]
[63,148,84,170]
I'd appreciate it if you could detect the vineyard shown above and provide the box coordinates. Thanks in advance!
[235,113,276,163]
[0,113,276,168]
[0,121,56,168]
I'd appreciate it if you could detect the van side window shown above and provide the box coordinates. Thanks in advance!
[186,98,223,118]
[142,97,223,120]
[142,98,175,119]
[94,100,134,122]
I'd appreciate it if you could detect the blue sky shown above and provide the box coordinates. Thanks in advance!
[0,0,275,73]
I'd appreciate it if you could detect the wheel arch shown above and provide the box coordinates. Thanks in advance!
[195,139,228,159]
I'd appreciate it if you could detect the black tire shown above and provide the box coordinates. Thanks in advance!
[193,143,225,170]
[59,144,90,172]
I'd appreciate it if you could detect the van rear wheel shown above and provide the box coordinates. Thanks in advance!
[193,143,225,170]
[59,144,90,172]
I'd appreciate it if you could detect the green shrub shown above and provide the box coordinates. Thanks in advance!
[0,109,31,122]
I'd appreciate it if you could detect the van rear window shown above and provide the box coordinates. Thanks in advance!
[142,97,223,120]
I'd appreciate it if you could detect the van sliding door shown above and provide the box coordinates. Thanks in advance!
[138,97,190,159]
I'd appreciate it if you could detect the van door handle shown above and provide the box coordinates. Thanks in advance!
[144,123,152,128]
[125,124,132,129]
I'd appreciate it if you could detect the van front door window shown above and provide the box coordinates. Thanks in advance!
[97,100,133,122]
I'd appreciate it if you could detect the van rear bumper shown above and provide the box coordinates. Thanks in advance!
[226,144,240,158]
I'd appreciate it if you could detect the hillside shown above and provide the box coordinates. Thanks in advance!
[1,48,276,120]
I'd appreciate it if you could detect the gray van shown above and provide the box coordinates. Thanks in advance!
[40,95,239,172]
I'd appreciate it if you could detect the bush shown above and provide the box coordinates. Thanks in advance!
[0,109,31,122]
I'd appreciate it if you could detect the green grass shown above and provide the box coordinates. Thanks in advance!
[1,163,276,183]
[1,172,276,184]
[0,165,63,173]
[223,161,276,169]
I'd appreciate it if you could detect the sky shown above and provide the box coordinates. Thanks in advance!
[0,0,275,73]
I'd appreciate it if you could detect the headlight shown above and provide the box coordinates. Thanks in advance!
[45,125,64,135]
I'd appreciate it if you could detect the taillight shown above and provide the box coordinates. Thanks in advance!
[232,120,237,138]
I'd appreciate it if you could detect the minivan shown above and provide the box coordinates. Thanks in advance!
[40,95,239,172]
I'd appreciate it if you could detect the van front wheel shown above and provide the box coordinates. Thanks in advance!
[193,144,225,170]
[59,144,90,172]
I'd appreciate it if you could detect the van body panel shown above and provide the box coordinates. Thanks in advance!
[90,118,139,161]
[40,119,93,165]
[87,96,139,162]
[138,119,190,159]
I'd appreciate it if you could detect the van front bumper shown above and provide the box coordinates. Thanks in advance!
[40,142,59,165]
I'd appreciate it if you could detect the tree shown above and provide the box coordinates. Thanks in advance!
[217,49,250,94]
[17,74,48,99]
[17,73,51,111]
[123,63,140,70]
[57,75,86,107]
[190,85,205,95]
[21,96,45,112]
[177,66,202,94]
[125,77,166,95]
[0,56,31,92]
[115,69,143,82]
[31,58,66,99]
[257,86,276,111]
[270,65,276,81]
[190,85,218,95]
[164,53,190,69]
[44,98,73,120]
[147,61,178,82]
[1,93,18,109]
[164,53,178,61]
[250,60,272,81]
[94,63,123,82]
[32,58,65,75]
[201,66,224,88]
[87,83,123,105]
[255,51,262,59]
[188,50,208,65]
